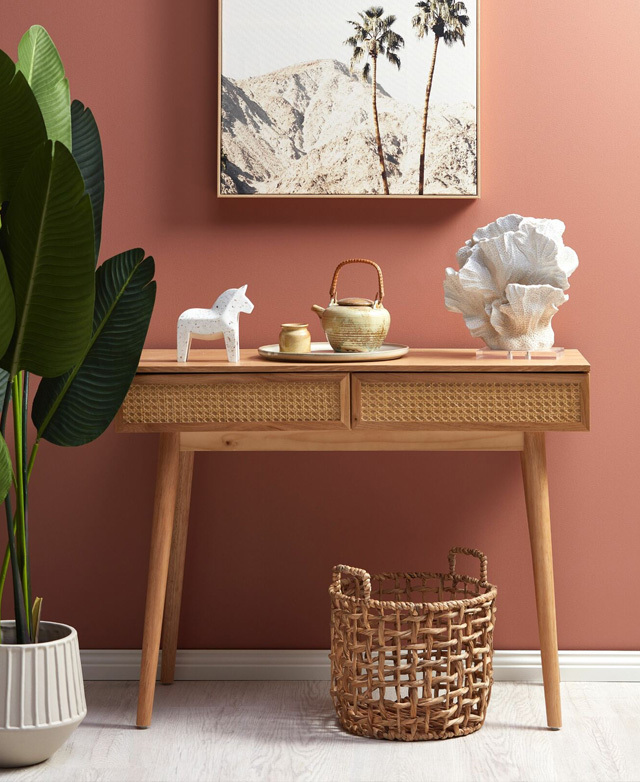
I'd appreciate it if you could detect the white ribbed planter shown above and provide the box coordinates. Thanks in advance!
[0,621,86,768]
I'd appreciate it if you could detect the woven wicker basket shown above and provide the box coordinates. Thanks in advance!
[329,547,497,741]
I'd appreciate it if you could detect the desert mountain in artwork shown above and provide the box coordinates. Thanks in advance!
[220,59,476,196]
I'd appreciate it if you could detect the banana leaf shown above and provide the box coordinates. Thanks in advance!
[0,249,14,359]
[0,50,47,203]
[32,249,156,446]
[17,26,71,149]
[0,140,95,378]
[71,100,104,264]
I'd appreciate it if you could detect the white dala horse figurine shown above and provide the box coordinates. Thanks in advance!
[177,285,254,363]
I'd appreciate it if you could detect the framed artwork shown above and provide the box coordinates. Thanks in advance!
[218,1,478,198]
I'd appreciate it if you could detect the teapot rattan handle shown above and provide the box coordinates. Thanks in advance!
[329,258,384,304]
[448,547,489,586]
[332,564,372,600]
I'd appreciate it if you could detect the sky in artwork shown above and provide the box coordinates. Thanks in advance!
[222,0,477,110]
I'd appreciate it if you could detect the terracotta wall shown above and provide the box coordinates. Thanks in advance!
[2,1,638,650]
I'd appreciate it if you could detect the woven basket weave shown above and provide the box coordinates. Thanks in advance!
[329,548,497,741]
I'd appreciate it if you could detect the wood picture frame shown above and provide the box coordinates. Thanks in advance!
[218,0,480,199]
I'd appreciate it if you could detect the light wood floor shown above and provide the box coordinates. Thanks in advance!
[3,681,639,782]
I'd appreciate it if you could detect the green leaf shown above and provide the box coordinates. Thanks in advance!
[17,25,71,149]
[0,140,95,378]
[0,248,15,358]
[71,100,104,263]
[32,249,156,446]
[0,49,47,203]
[0,432,10,502]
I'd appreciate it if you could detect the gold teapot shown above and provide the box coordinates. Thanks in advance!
[312,259,390,352]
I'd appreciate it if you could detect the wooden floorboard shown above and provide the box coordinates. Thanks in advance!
[3,682,639,782]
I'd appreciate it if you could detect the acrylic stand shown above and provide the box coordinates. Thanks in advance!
[476,347,565,360]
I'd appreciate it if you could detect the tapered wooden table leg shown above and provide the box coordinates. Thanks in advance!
[137,433,181,728]
[521,432,562,729]
[161,451,195,685]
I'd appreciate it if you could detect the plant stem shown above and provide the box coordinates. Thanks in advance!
[0,380,11,640]
[27,441,39,482]
[0,380,11,437]
[0,383,39,634]
[12,373,30,636]
[0,501,19,628]
[0,540,9,617]
[22,373,31,618]
[4,497,29,642]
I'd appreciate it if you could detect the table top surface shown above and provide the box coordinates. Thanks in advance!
[137,348,590,374]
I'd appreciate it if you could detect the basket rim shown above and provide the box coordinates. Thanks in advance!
[329,570,497,612]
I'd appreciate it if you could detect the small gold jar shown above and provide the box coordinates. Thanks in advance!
[279,323,311,353]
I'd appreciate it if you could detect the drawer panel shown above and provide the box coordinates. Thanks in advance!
[117,373,350,432]
[352,373,589,431]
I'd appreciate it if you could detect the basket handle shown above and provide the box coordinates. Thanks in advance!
[329,259,385,305]
[448,547,489,586]
[332,564,372,600]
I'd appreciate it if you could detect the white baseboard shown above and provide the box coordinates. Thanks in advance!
[80,649,640,683]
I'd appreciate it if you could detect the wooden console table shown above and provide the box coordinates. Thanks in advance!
[116,348,590,729]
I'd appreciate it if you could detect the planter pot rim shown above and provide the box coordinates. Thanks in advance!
[0,620,77,647]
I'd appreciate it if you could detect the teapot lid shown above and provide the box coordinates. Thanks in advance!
[336,297,375,307]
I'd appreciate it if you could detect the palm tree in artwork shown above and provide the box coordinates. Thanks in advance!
[345,7,404,195]
[413,0,469,194]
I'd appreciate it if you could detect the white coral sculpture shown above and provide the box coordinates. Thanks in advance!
[443,214,579,350]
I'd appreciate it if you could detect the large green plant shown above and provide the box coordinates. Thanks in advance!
[0,26,156,643]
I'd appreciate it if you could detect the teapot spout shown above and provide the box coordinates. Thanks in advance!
[311,304,325,319]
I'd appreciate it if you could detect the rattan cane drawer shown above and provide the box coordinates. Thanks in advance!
[352,372,589,431]
[117,373,351,432]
